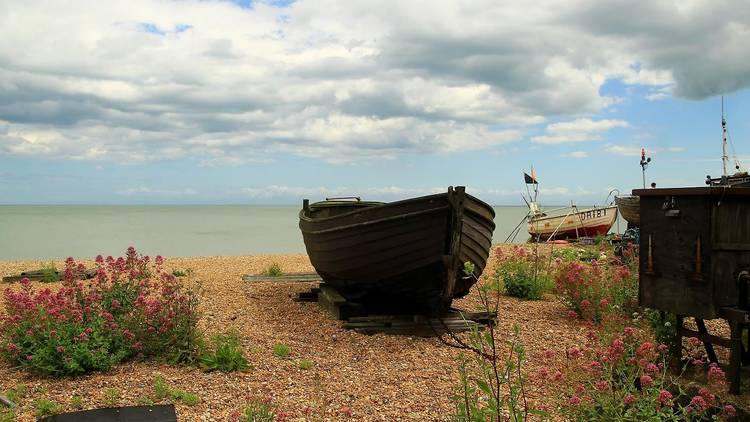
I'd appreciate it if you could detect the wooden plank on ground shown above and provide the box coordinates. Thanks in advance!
[242,272,321,283]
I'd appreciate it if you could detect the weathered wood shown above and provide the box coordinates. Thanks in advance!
[2,268,97,283]
[242,272,321,283]
[695,319,719,363]
[0,393,14,408]
[38,405,177,422]
[318,286,365,320]
[299,186,495,315]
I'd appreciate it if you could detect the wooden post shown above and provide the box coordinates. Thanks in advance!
[303,199,309,212]
[441,186,465,311]
[730,320,742,394]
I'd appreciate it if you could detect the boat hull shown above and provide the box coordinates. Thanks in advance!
[299,187,496,314]
[615,195,640,226]
[527,206,618,240]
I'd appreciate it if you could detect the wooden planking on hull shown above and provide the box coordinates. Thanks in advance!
[299,186,496,313]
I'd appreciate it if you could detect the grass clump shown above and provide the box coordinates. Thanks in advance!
[240,397,277,422]
[171,268,193,277]
[103,388,120,407]
[172,390,200,406]
[272,343,290,358]
[4,384,26,403]
[70,395,83,410]
[152,375,200,405]
[153,376,171,400]
[35,398,60,418]
[200,330,249,372]
[264,262,283,277]
[0,409,14,422]
[40,262,59,283]
[135,397,155,406]
[298,358,315,370]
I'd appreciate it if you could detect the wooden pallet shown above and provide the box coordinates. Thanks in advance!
[294,285,496,336]
[242,272,321,283]
[344,310,495,336]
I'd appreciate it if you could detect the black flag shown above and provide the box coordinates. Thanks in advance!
[524,172,537,184]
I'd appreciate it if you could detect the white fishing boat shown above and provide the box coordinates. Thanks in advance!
[518,170,618,241]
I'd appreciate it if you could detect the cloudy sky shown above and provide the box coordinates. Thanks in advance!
[1,0,750,205]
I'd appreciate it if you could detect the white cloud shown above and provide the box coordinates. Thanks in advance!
[1,0,749,163]
[532,118,629,144]
[604,145,685,156]
[562,151,589,158]
[118,186,197,196]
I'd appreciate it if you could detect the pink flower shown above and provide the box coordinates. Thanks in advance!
[26,355,33,361]
[56,346,65,353]
[552,371,563,381]
[639,375,653,388]
[688,337,702,347]
[569,396,582,406]
[544,349,555,359]
[657,390,672,407]
[339,407,353,418]
[537,368,549,379]
[111,299,121,309]
[568,347,582,359]
[589,361,602,371]
[708,363,726,384]
[623,327,636,337]
[580,299,591,308]
[567,310,578,319]
[724,404,737,417]
[599,298,609,308]
[646,363,659,373]
[657,343,669,353]
[624,394,636,405]
[637,342,654,356]
[595,380,609,392]
[689,395,708,412]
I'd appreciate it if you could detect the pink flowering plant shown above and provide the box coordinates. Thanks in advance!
[0,247,200,375]
[554,326,737,421]
[553,256,638,322]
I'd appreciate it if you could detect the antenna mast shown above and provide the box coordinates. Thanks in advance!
[722,96,729,177]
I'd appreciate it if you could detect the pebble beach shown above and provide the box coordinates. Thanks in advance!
[0,249,597,421]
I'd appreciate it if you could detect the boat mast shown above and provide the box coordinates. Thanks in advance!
[722,96,729,177]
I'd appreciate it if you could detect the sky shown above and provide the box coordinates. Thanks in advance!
[1,0,750,205]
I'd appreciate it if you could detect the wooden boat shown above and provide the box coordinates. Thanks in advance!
[615,195,640,226]
[527,205,618,240]
[298,186,495,314]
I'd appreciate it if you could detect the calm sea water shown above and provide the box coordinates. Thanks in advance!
[0,205,626,260]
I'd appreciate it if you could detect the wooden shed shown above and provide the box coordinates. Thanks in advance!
[635,186,750,319]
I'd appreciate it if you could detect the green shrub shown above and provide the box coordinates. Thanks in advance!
[273,343,290,358]
[495,246,551,300]
[299,358,314,370]
[0,248,202,376]
[264,263,283,277]
[200,330,249,372]
[35,398,60,418]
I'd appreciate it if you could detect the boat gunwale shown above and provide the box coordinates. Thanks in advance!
[299,191,495,224]
[528,205,618,223]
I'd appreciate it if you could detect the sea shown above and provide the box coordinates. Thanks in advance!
[0,205,627,261]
